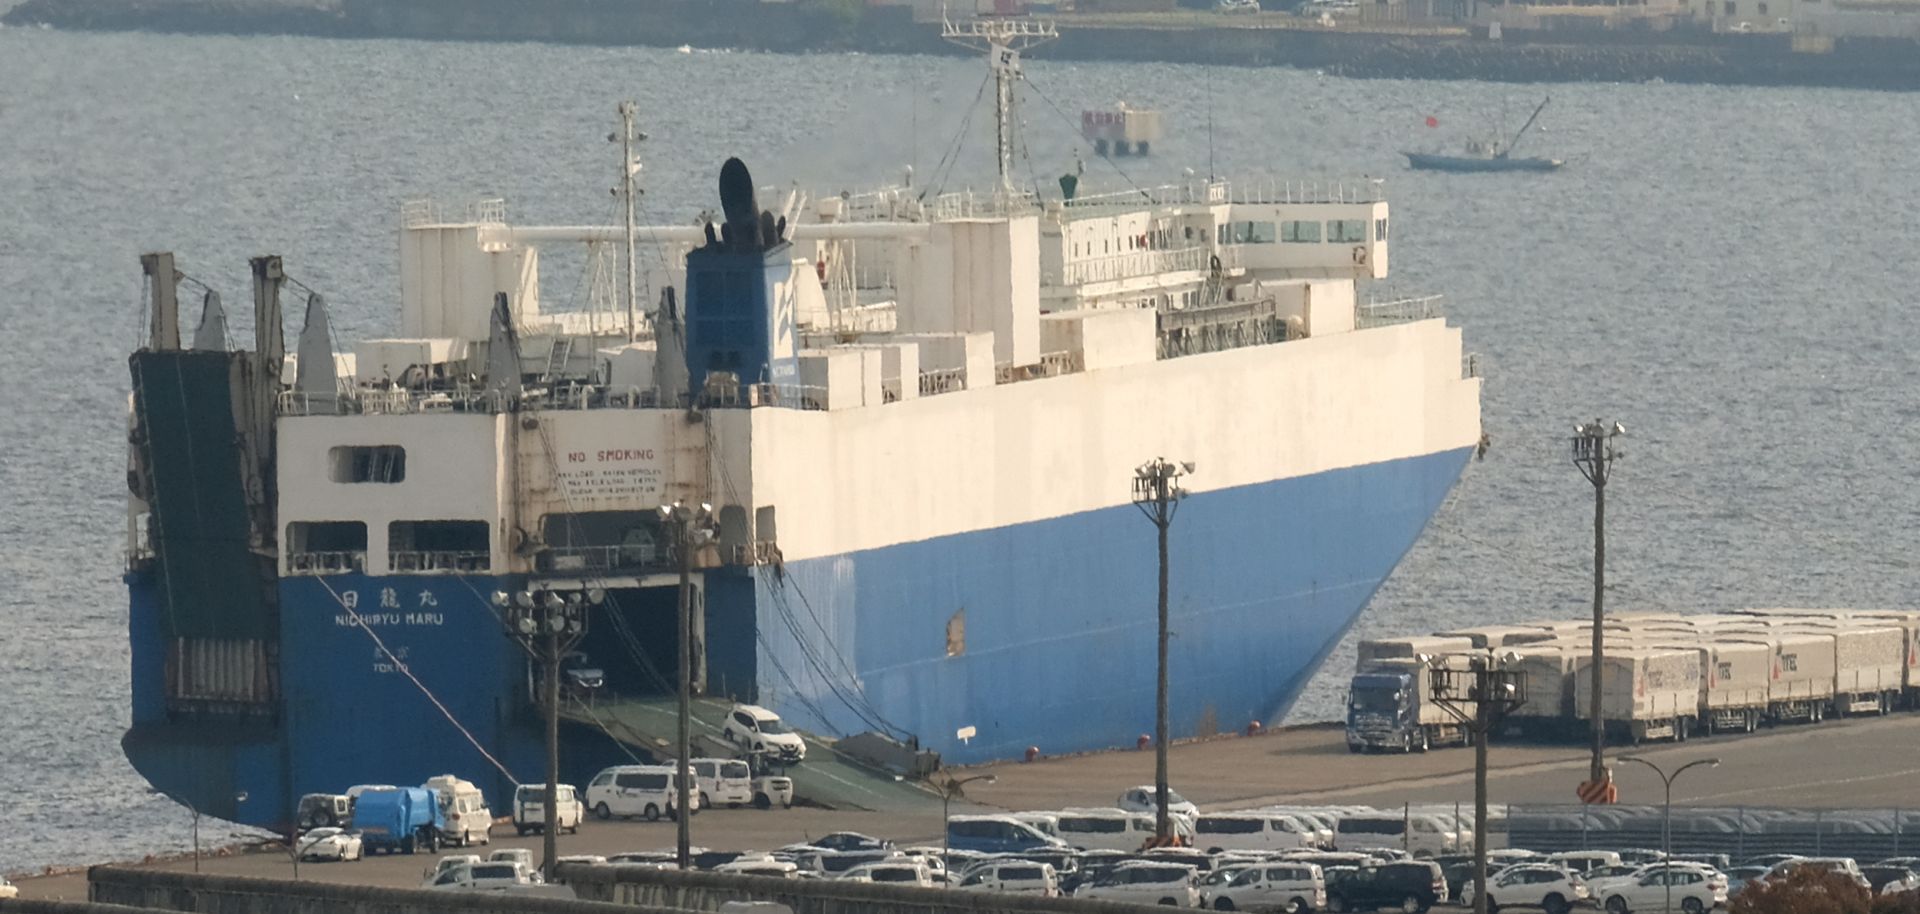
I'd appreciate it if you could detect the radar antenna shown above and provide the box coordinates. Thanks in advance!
[941,10,1057,197]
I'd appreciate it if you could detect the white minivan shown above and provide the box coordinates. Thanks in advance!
[1055,808,1190,852]
[1195,813,1319,854]
[690,758,754,808]
[513,783,583,835]
[1333,813,1463,857]
[585,765,700,821]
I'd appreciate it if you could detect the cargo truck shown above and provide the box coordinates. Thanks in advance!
[1572,647,1702,743]
[1345,652,1478,753]
[1855,611,1920,707]
[1698,640,1771,733]
[1785,624,1903,716]
[353,786,445,855]
[1354,637,1475,670]
[1743,632,1835,723]
[1506,646,1577,737]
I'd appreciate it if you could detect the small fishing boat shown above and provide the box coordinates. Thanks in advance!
[1404,97,1564,173]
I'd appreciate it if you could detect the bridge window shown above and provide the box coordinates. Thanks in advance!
[389,520,490,573]
[286,521,367,574]
[1329,220,1368,244]
[329,445,406,483]
[1281,221,1323,244]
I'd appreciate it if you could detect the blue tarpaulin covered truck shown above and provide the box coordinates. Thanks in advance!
[353,787,444,855]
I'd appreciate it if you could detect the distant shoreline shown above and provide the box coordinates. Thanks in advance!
[6,0,1920,91]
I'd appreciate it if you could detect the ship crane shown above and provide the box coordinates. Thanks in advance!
[940,11,1057,197]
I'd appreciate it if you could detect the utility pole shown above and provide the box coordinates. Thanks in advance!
[1429,655,1526,914]
[659,500,717,870]
[1133,457,1194,842]
[1571,419,1624,785]
[494,586,596,883]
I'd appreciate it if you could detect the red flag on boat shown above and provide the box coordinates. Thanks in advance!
[1425,115,1439,128]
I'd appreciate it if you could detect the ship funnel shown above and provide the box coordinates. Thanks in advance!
[192,289,229,351]
[684,158,797,399]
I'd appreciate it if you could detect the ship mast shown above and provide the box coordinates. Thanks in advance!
[616,101,644,339]
[942,12,1057,197]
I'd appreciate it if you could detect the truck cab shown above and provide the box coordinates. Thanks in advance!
[1347,671,1420,752]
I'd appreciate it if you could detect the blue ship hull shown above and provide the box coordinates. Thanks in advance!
[124,446,1474,828]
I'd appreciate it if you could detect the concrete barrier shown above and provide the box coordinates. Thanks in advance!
[2,902,180,914]
[85,867,696,914]
[565,864,1170,914]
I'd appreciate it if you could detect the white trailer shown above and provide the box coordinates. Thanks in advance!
[1699,640,1771,733]
[1740,632,1836,723]
[1354,636,1475,671]
[1854,610,1920,707]
[1785,623,1904,716]
[1432,625,1555,649]
[1572,647,1703,743]
[1507,645,1578,733]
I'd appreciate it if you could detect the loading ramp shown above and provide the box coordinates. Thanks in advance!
[561,697,940,813]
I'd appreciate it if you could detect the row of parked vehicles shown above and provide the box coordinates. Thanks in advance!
[1348,608,1920,752]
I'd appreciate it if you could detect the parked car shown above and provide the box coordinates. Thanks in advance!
[813,832,893,852]
[585,765,698,821]
[691,758,755,809]
[427,861,536,891]
[1546,851,1623,876]
[1723,865,1769,897]
[295,827,364,862]
[489,848,536,871]
[1205,862,1327,913]
[1594,868,1724,914]
[0,876,15,899]
[840,860,936,886]
[959,861,1062,897]
[1120,786,1201,819]
[1217,0,1261,13]
[1588,863,1723,899]
[716,857,801,878]
[513,783,583,835]
[1764,857,1870,891]
[423,854,484,886]
[721,704,807,763]
[1323,861,1447,913]
[297,793,352,829]
[1197,813,1321,853]
[948,815,1067,854]
[1074,862,1203,907]
[1860,866,1920,895]
[1334,815,1463,858]
[1614,849,1668,866]
[1472,863,1587,914]
[1740,854,1802,869]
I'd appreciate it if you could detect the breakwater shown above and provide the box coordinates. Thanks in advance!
[7,0,1920,89]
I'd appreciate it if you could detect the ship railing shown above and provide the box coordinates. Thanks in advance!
[287,551,366,575]
[928,190,1040,221]
[1357,294,1446,329]
[918,367,968,398]
[1063,246,1211,285]
[1036,350,1083,377]
[280,387,513,416]
[539,544,672,575]
[389,551,491,574]
[1157,295,1292,360]
[402,197,507,228]
[727,540,781,566]
[1231,178,1386,206]
[743,383,831,411]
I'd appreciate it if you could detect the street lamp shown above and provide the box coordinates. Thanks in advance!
[658,499,718,870]
[938,773,998,866]
[1132,457,1192,842]
[1617,756,1720,914]
[493,585,598,883]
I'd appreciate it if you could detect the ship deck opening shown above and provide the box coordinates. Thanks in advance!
[580,585,681,699]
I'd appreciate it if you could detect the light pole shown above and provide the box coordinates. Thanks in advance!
[1429,655,1526,914]
[493,585,597,883]
[1133,457,1193,842]
[1571,419,1624,786]
[1618,756,1720,914]
[659,499,718,870]
[939,773,998,867]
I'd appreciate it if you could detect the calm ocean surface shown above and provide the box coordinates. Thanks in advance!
[4,27,1919,874]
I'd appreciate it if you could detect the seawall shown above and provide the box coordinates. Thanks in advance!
[5,1,1920,95]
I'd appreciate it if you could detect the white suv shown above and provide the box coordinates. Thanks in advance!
[1205,862,1326,913]
[1119,785,1201,819]
[958,862,1060,897]
[1596,867,1725,914]
[722,704,807,763]
[1474,864,1588,914]
[1076,862,1203,907]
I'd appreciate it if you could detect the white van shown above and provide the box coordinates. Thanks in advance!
[1333,813,1462,857]
[690,758,754,808]
[513,783,583,835]
[1056,808,1186,852]
[423,774,493,847]
[1013,812,1062,839]
[585,765,699,821]
[1195,813,1319,853]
